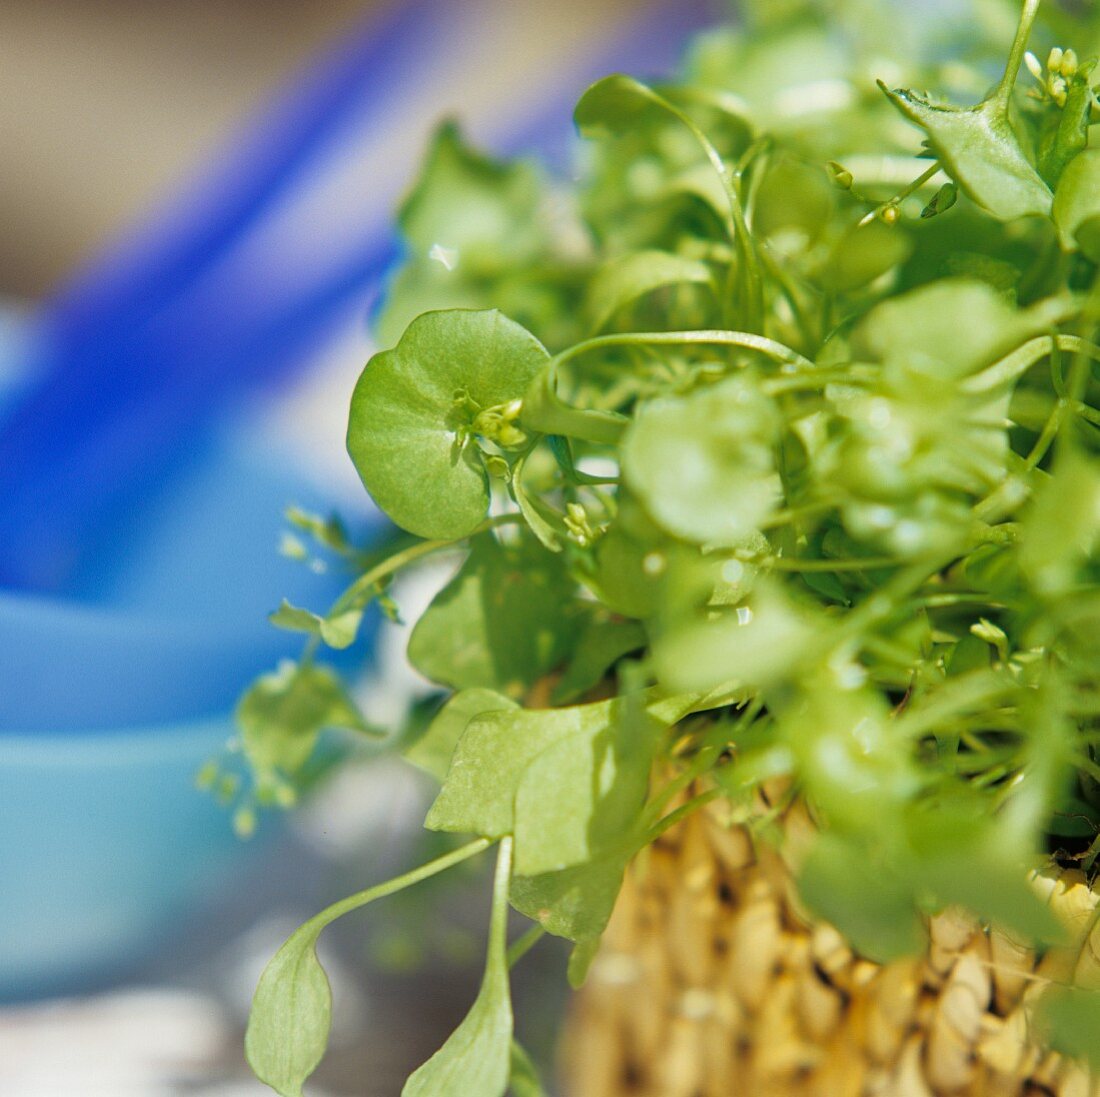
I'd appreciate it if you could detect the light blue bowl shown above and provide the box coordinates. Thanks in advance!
[0,430,384,999]
[0,435,378,734]
[0,718,244,998]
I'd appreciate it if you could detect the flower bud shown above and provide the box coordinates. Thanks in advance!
[921,182,958,219]
[827,161,854,190]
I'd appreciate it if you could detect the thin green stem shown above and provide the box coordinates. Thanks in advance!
[644,698,771,825]
[1055,268,1100,455]
[643,745,721,828]
[759,499,838,530]
[978,763,1019,792]
[959,729,996,754]
[300,634,321,666]
[607,81,763,330]
[912,591,1010,610]
[1070,400,1100,427]
[1023,398,1068,469]
[666,106,764,332]
[769,555,899,573]
[302,838,492,937]
[893,671,1018,741]
[761,370,874,396]
[506,924,547,969]
[858,161,942,226]
[863,634,928,668]
[962,334,1100,394]
[330,514,523,616]
[550,329,815,375]
[842,154,959,187]
[526,327,817,444]
[486,836,514,978]
[648,788,725,842]
[1077,755,1100,787]
[838,557,951,644]
[758,244,817,349]
[1050,335,1067,396]
[993,0,1043,111]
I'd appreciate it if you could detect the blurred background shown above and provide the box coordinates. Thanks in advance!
[0,1,720,1093]
[2,1,369,299]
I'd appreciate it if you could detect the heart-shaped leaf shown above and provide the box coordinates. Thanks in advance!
[426,691,690,843]
[512,690,658,876]
[1035,986,1100,1071]
[574,73,672,139]
[508,1040,548,1097]
[237,661,368,779]
[268,598,364,650]
[551,617,647,704]
[510,853,628,943]
[815,219,913,291]
[374,124,550,348]
[246,919,332,1097]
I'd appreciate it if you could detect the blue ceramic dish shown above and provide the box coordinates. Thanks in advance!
[0,718,246,997]
[0,421,384,998]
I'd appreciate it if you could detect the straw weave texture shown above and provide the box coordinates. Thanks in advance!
[566,784,1099,1097]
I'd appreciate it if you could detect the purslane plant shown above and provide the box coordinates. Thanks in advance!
[224,0,1100,1092]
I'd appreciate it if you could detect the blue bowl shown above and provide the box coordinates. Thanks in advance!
[0,718,244,998]
[0,434,379,734]
[0,430,384,998]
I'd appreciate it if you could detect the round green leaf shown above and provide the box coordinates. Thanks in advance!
[852,278,1023,379]
[752,157,835,251]
[246,919,333,1097]
[621,376,781,545]
[407,533,582,696]
[816,219,913,292]
[1053,149,1100,252]
[347,309,549,539]
[584,249,713,332]
[1035,987,1100,1071]
[574,74,668,139]
[1075,215,1100,264]
[399,122,544,266]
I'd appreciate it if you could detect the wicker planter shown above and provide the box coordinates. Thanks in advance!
[566,784,1100,1097]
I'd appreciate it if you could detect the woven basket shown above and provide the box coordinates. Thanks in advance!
[565,783,1100,1097]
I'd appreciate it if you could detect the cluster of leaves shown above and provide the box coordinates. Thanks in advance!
[237,1,1100,1092]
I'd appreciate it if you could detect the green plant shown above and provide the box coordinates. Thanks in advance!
[228,1,1100,1092]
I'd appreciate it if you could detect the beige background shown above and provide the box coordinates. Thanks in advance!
[0,0,651,299]
[0,1,380,296]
